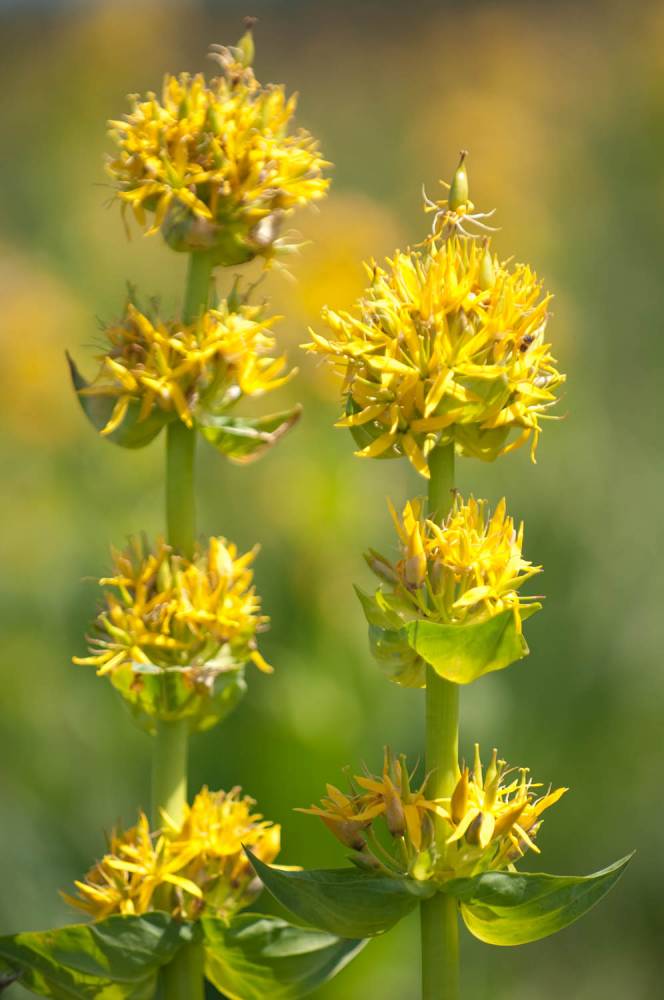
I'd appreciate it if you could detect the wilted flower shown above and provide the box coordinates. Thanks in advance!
[63,786,280,921]
[106,24,330,260]
[298,749,446,877]
[375,495,542,632]
[75,296,293,438]
[74,535,270,730]
[437,744,567,879]
[304,171,563,475]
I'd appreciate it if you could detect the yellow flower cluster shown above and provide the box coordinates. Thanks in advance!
[304,235,563,475]
[440,745,567,879]
[80,299,292,436]
[367,494,541,632]
[64,787,280,921]
[75,534,270,679]
[107,33,329,257]
[298,749,444,876]
[300,747,565,882]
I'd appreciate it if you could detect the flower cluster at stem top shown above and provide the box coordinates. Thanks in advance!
[64,787,280,921]
[303,165,563,475]
[106,26,329,259]
[300,746,566,882]
[75,534,271,679]
[366,494,542,632]
[80,296,293,436]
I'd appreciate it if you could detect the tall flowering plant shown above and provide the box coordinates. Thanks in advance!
[0,24,365,1000]
[248,154,631,998]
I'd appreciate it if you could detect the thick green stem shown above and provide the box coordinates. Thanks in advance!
[421,442,460,1000]
[166,421,196,560]
[159,943,205,1000]
[153,250,215,998]
[151,718,189,827]
[427,442,455,521]
[182,249,216,323]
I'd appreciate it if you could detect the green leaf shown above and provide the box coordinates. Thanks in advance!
[353,587,403,630]
[109,660,247,735]
[0,913,188,999]
[367,625,426,688]
[67,354,172,449]
[197,406,302,464]
[202,914,365,999]
[246,852,434,938]
[405,606,540,685]
[442,854,633,946]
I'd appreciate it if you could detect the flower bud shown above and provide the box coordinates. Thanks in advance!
[321,817,367,851]
[448,150,469,211]
[478,241,495,290]
[237,17,257,67]
[451,767,469,823]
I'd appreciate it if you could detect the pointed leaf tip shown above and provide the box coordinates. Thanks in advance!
[442,853,633,946]
[198,405,302,463]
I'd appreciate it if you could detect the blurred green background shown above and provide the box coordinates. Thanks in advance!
[1,0,662,997]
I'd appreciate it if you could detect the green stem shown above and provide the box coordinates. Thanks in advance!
[151,718,189,828]
[152,250,215,999]
[427,442,455,521]
[159,943,205,1000]
[166,421,196,560]
[421,442,459,1000]
[182,249,216,323]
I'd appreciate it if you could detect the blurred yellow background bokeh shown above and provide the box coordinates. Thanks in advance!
[1,1,662,997]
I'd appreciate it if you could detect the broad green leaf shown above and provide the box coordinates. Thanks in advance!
[202,914,365,999]
[405,606,540,685]
[198,406,302,464]
[67,354,172,449]
[247,852,434,938]
[0,913,188,999]
[441,854,633,946]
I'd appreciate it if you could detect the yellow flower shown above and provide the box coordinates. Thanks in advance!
[74,535,270,729]
[297,784,384,852]
[63,786,280,921]
[438,744,567,878]
[79,297,292,437]
[304,189,563,475]
[369,494,542,633]
[298,750,446,876]
[107,27,330,260]
[355,749,443,853]
[299,746,566,885]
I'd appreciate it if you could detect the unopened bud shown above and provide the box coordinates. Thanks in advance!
[404,526,427,589]
[465,811,483,845]
[365,548,399,584]
[451,768,469,823]
[448,150,469,211]
[321,816,366,851]
[349,849,382,871]
[237,17,257,67]
[478,241,495,290]
[385,791,406,838]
